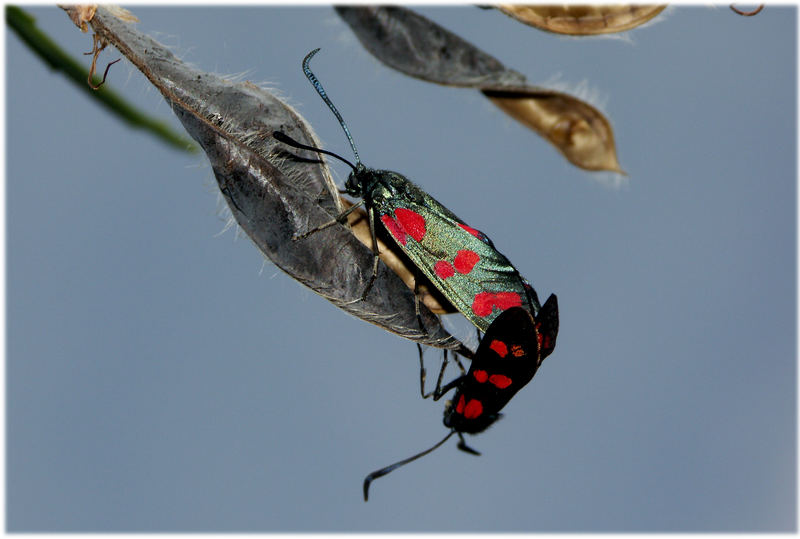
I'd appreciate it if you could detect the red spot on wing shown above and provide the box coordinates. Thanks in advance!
[395,208,426,242]
[472,293,495,317]
[380,214,407,245]
[489,339,508,358]
[458,223,484,239]
[511,344,526,358]
[453,250,480,274]
[455,394,466,414]
[473,369,488,383]
[463,399,483,419]
[489,374,512,389]
[434,260,455,279]
[493,292,523,310]
[472,292,523,317]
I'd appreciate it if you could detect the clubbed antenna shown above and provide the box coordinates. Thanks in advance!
[302,48,361,166]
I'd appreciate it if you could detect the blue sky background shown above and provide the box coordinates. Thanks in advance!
[7,5,796,531]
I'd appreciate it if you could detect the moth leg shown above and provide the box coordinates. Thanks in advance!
[413,276,438,398]
[420,346,453,400]
[446,328,483,376]
[357,205,380,301]
[413,275,422,321]
[418,344,431,398]
[412,276,460,400]
[456,433,481,456]
[446,327,479,375]
[433,371,465,401]
[340,205,380,305]
[414,285,428,397]
[294,198,364,240]
[411,273,434,348]
[453,353,467,375]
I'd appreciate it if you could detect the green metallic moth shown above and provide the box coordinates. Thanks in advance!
[275,49,555,333]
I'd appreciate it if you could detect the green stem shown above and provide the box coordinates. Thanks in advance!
[6,6,197,153]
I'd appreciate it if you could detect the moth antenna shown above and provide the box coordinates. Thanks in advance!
[272,131,357,172]
[302,48,362,166]
[363,430,456,502]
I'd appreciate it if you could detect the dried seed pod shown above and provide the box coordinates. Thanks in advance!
[63,4,98,32]
[335,6,623,173]
[484,87,623,173]
[59,5,468,352]
[494,5,667,35]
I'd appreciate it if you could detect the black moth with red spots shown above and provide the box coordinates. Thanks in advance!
[273,48,544,333]
[273,48,561,501]
[444,296,558,434]
[363,297,559,501]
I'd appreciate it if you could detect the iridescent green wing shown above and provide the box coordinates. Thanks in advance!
[374,176,538,332]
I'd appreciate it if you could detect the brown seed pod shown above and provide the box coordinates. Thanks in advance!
[494,5,667,35]
[484,87,623,173]
[336,6,623,173]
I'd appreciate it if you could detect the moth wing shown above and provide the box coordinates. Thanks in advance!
[536,293,559,362]
[446,307,539,434]
[379,195,535,332]
[475,306,539,371]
